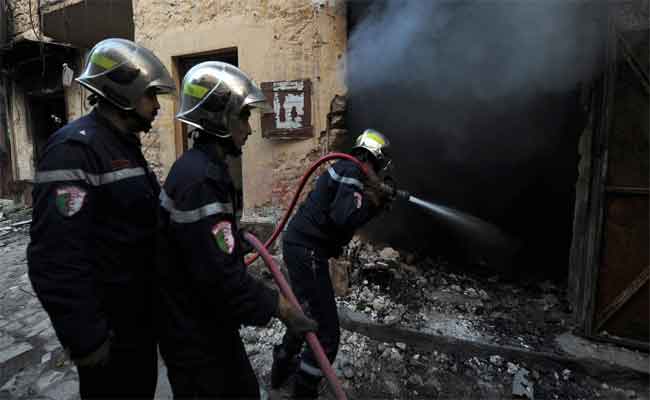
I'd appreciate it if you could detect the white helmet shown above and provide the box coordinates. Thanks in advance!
[352,129,392,171]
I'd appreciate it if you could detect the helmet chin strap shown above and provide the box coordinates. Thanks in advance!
[126,109,154,133]
[216,136,242,158]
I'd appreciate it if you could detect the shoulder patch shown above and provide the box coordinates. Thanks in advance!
[55,186,88,217]
[212,221,235,254]
[353,192,363,209]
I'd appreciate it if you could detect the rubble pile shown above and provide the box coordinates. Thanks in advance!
[239,237,637,399]
[339,238,575,352]
[0,201,31,248]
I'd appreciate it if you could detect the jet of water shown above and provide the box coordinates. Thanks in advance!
[407,195,513,250]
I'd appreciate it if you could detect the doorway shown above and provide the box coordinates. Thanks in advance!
[28,93,67,166]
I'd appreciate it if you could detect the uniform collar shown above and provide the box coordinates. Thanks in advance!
[91,109,142,147]
[193,133,227,167]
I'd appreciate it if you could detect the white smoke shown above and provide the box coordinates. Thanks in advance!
[347,0,604,102]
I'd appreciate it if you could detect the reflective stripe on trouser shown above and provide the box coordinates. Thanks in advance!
[280,241,340,378]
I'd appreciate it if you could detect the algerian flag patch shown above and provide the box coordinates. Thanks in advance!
[55,186,87,217]
[212,221,235,254]
[353,192,363,209]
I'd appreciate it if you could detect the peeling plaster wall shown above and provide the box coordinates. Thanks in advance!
[12,0,82,37]
[133,0,347,210]
[10,0,42,38]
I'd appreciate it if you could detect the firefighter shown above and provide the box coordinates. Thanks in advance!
[27,38,175,399]
[157,61,317,399]
[271,129,393,398]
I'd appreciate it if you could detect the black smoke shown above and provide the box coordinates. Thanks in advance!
[345,0,606,279]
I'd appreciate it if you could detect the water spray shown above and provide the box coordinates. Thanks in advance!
[376,183,512,249]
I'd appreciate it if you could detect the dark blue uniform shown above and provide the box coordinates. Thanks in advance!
[280,159,379,388]
[27,110,159,399]
[157,137,278,399]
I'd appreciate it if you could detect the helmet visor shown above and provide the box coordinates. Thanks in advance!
[243,84,272,113]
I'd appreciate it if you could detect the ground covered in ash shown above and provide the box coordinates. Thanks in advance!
[245,238,647,400]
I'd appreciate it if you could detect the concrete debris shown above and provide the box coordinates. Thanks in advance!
[0,199,17,214]
[490,355,504,366]
[378,247,399,261]
[371,298,384,312]
[425,376,442,393]
[407,374,423,386]
[512,368,534,399]
[507,362,520,375]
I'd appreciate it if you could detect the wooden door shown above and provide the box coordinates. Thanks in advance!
[593,26,649,343]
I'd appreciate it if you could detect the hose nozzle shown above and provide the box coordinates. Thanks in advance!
[378,182,410,201]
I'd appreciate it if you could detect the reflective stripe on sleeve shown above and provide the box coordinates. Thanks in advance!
[327,167,364,190]
[159,190,234,224]
[34,167,146,186]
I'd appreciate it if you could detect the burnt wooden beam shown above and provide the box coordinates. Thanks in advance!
[586,332,650,353]
[339,310,649,389]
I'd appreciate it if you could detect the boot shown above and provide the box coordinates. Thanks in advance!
[271,345,297,389]
[292,370,321,399]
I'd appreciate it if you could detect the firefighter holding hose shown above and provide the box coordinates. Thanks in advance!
[156,61,317,399]
[272,129,393,398]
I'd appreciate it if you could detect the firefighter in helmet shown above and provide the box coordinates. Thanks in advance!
[157,61,317,399]
[28,38,175,399]
[272,129,393,398]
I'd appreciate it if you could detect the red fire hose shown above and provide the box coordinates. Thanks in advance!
[243,232,347,400]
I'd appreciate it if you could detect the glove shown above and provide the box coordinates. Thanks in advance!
[72,334,111,367]
[364,180,393,211]
[238,229,256,256]
[276,295,318,335]
[360,165,381,207]
[363,185,383,208]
